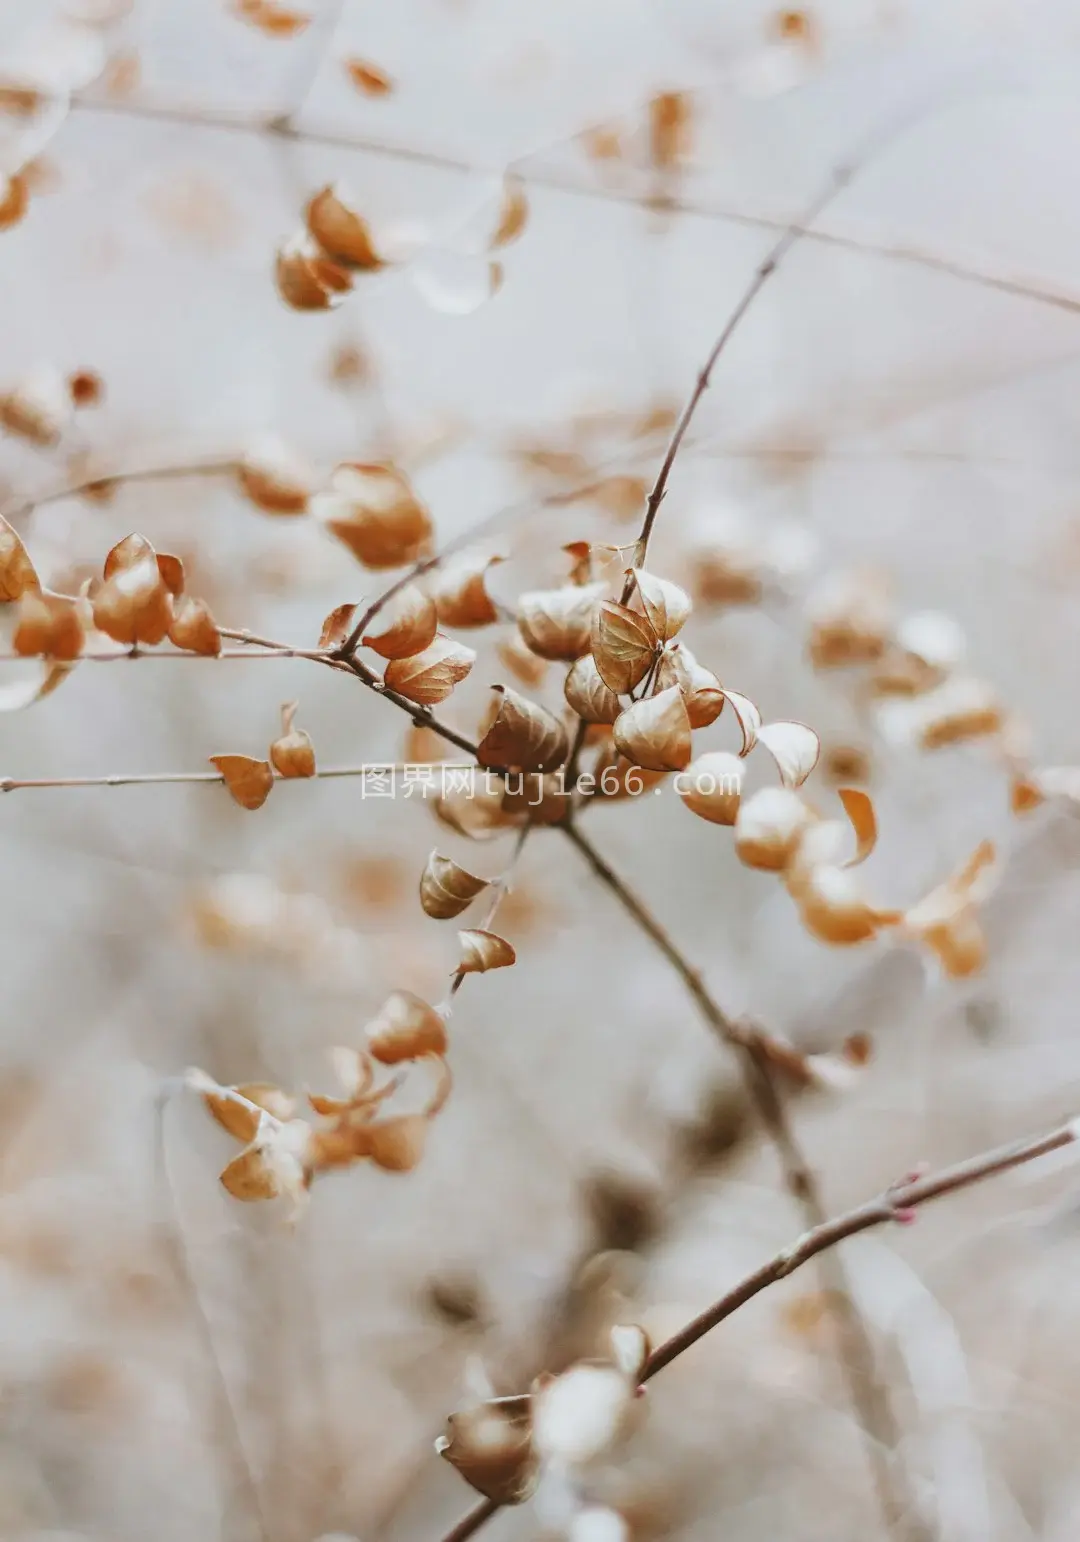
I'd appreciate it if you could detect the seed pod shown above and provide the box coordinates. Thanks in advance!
[237,435,314,515]
[306,184,386,271]
[734,787,815,871]
[269,700,316,778]
[477,685,568,772]
[678,750,743,825]
[756,720,820,788]
[591,601,658,694]
[0,516,40,601]
[362,583,438,659]
[613,686,691,772]
[93,534,172,646]
[565,654,621,724]
[631,569,691,642]
[312,462,433,570]
[436,1396,539,1505]
[210,754,275,811]
[420,851,490,919]
[13,590,84,661]
[169,595,221,656]
[457,929,515,973]
[275,231,353,311]
[431,549,505,628]
[517,583,606,661]
[384,635,476,704]
[365,989,449,1062]
[655,642,724,727]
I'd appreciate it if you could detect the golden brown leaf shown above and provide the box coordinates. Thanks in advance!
[0,173,28,233]
[210,754,275,811]
[490,175,529,249]
[807,569,890,669]
[477,685,569,772]
[344,56,395,96]
[360,1113,428,1172]
[723,688,761,756]
[591,600,658,694]
[435,772,522,840]
[318,600,358,650]
[564,654,621,724]
[734,787,815,871]
[436,1398,538,1505]
[384,635,476,704]
[13,590,84,662]
[231,0,311,36]
[837,787,877,865]
[306,184,386,271]
[612,686,691,772]
[313,462,433,570]
[366,990,449,1063]
[517,583,606,661]
[902,840,996,978]
[362,583,438,659]
[756,720,820,788]
[457,929,515,974]
[822,743,871,785]
[649,90,693,169]
[219,1146,279,1200]
[654,642,724,727]
[168,595,221,656]
[420,852,490,920]
[0,516,40,602]
[631,569,691,643]
[93,536,172,646]
[431,550,505,629]
[275,231,353,311]
[237,436,313,515]
[677,750,742,825]
[270,700,316,778]
[795,866,897,947]
[497,632,547,687]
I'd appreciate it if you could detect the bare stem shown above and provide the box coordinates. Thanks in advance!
[0,763,471,793]
[444,822,532,1006]
[439,1117,1079,1542]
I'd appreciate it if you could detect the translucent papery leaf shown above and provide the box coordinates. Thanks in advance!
[631,569,691,643]
[613,686,691,773]
[837,787,877,866]
[564,654,621,724]
[431,550,505,629]
[209,754,274,811]
[456,929,515,974]
[477,684,568,773]
[408,247,503,316]
[362,583,438,659]
[365,989,448,1062]
[591,601,657,695]
[0,516,41,601]
[420,851,490,919]
[756,720,820,788]
[383,636,476,704]
[723,689,761,755]
[518,583,606,662]
[306,184,386,271]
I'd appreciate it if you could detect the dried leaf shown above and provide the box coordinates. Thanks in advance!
[0,174,28,233]
[734,787,815,871]
[723,689,761,756]
[591,601,658,694]
[210,754,275,811]
[93,536,172,646]
[490,175,529,249]
[13,589,83,662]
[613,685,691,772]
[649,90,693,169]
[306,184,386,271]
[822,743,871,785]
[275,231,353,311]
[318,601,358,650]
[677,750,742,825]
[875,676,1002,750]
[312,462,433,570]
[231,0,312,38]
[362,583,437,659]
[457,929,515,974]
[477,685,569,772]
[796,865,897,946]
[807,569,891,669]
[366,989,448,1062]
[360,1113,429,1172]
[436,1396,538,1505]
[220,1145,279,1200]
[518,583,605,661]
[631,569,691,643]
[420,851,490,920]
[203,1082,295,1143]
[270,700,315,777]
[837,787,877,866]
[655,642,724,727]
[344,57,394,96]
[756,720,820,788]
[384,635,476,704]
[237,435,314,514]
[497,632,547,687]
[0,516,39,601]
[156,553,185,596]
[902,840,996,977]
[169,596,221,656]
[431,550,505,629]
[565,654,621,724]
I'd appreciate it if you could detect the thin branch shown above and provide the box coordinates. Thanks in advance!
[0,646,332,663]
[438,1116,1079,1542]
[443,822,531,1006]
[0,763,471,793]
[1,455,238,524]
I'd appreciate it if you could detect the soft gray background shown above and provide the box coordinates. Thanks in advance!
[3,2,1080,1541]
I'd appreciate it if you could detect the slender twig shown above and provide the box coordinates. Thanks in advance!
[1,455,238,524]
[438,1116,1079,1542]
[0,763,471,793]
[443,822,532,1007]
[0,646,331,663]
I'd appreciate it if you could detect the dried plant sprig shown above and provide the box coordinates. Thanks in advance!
[438,1116,1080,1542]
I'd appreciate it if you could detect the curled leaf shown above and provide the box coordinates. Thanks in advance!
[275,230,353,311]
[837,787,877,865]
[270,700,316,778]
[436,1395,538,1505]
[169,596,221,656]
[807,568,891,669]
[631,569,691,643]
[723,689,761,756]
[591,601,658,694]
[420,851,490,920]
[203,1081,296,1143]
[795,865,898,947]
[431,550,505,629]
[876,676,1002,751]
[756,720,820,788]
[902,840,996,978]
[517,583,605,661]
[384,635,475,704]
[362,583,437,659]
[734,787,815,871]
[677,750,742,825]
[210,754,275,810]
[344,57,394,96]
[366,989,449,1062]
[565,654,621,724]
[312,462,433,570]
[532,1362,636,1467]
[318,600,358,650]
[457,929,515,974]
[0,516,39,601]
[477,685,569,772]
[0,366,72,446]
[306,184,386,271]
[612,686,691,772]
[655,642,724,727]
[435,771,523,840]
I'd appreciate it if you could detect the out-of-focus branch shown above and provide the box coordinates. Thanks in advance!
[438,1117,1079,1542]
[0,762,470,794]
